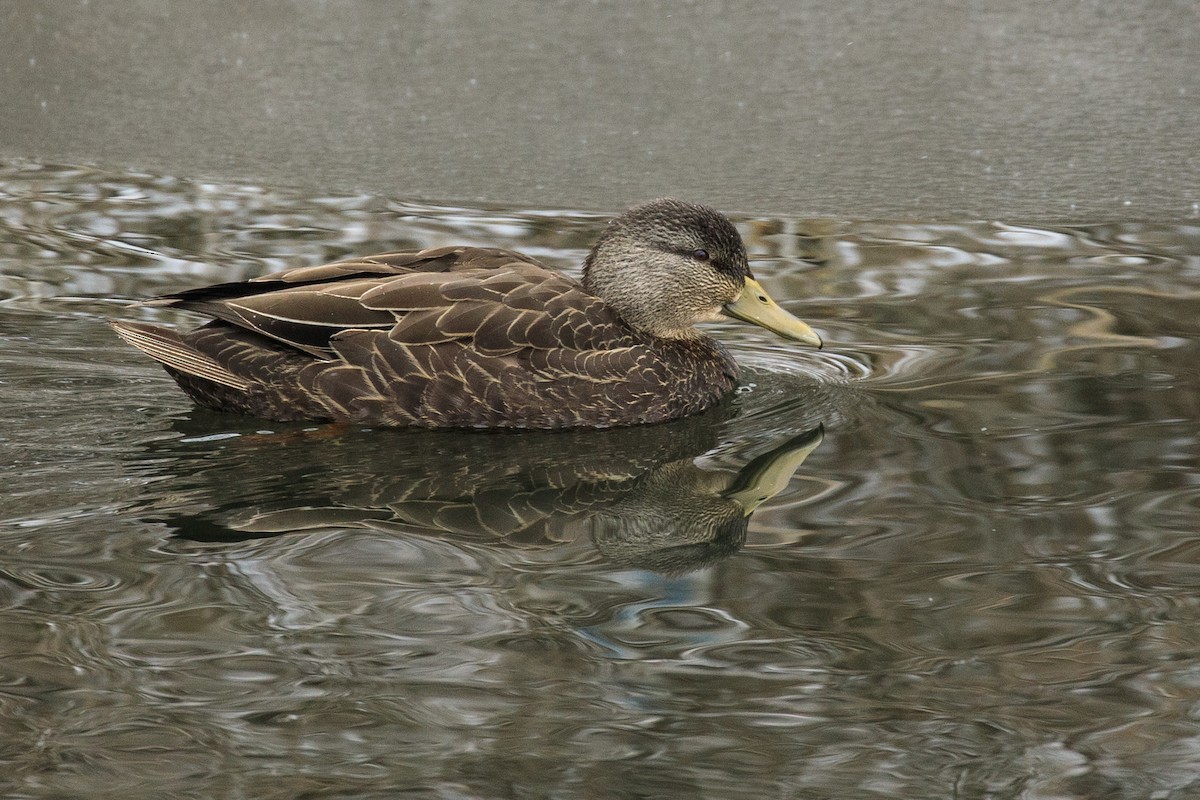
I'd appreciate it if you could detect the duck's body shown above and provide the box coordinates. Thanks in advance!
[111,200,821,429]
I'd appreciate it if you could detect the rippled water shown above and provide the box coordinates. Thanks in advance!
[2,161,1199,798]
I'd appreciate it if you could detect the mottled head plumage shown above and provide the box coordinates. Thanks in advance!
[586,198,750,283]
[582,199,752,338]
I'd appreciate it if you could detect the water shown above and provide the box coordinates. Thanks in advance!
[2,160,1199,799]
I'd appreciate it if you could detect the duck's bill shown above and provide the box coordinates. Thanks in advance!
[724,278,823,347]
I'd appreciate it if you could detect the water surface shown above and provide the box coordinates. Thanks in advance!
[2,161,1199,798]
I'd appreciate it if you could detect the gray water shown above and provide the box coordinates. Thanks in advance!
[2,161,1199,798]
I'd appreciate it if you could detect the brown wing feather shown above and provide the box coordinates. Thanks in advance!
[316,262,733,428]
[146,248,552,357]
[257,246,539,283]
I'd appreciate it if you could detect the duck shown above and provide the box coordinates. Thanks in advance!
[110,198,822,429]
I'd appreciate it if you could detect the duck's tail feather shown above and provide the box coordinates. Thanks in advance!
[109,320,252,391]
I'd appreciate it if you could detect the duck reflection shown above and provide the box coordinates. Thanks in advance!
[583,427,822,573]
[150,407,823,574]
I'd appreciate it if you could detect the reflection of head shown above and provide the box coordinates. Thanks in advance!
[591,508,749,576]
[589,426,823,574]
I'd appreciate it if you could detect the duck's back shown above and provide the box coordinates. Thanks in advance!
[111,246,739,429]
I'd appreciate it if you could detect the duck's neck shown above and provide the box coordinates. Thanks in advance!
[583,247,709,340]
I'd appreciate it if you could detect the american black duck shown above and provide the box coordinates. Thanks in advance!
[111,199,822,429]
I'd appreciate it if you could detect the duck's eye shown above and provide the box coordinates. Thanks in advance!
[691,249,710,261]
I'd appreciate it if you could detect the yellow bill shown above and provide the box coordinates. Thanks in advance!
[724,277,823,347]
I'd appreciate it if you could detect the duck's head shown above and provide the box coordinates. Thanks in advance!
[582,199,822,346]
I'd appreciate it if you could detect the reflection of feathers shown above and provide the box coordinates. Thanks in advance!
[161,410,730,542]
[155,416,823,575]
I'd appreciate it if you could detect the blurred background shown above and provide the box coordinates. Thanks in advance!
[2,0,1196,220]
